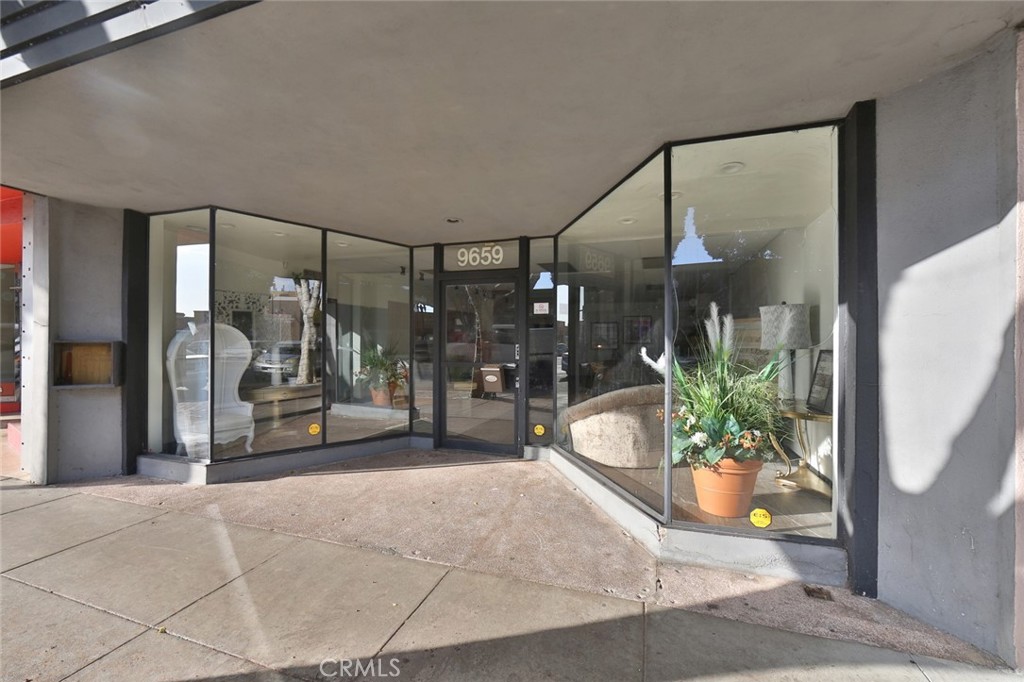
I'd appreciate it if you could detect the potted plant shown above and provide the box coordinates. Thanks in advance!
[668,303,784,517]
[357,344,409,407]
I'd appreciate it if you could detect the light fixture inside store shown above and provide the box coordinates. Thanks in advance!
[657,190,683,200]
[219,223,235,229]
[273,232,285,237]
[335,241,349,247]
[618,216,637,225]
[719,161,746,175]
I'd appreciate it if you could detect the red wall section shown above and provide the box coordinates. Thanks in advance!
[0,187,22,265]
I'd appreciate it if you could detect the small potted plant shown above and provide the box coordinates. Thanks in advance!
[668,303,784,517]
[357,344,409,407]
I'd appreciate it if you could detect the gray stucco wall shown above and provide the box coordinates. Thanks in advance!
[876,33,1018,664]
[48,199,124,481]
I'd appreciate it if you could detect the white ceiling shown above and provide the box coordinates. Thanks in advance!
[2,1,1022,245]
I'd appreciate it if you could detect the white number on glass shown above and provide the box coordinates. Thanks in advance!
[583,250,612,273]
[454,244,506,269]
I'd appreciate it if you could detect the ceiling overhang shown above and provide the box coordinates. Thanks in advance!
[2,1,1023,244]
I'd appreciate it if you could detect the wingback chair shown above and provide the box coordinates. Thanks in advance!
[166,323,255,458]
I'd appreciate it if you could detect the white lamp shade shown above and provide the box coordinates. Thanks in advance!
[759,304,811,350]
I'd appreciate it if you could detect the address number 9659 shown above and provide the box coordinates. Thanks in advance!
[456,245,504,268]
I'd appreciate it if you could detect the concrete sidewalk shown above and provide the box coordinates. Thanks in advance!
[1,452,1017,681]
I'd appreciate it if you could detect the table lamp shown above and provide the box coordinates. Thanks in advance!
[759,303,810,405]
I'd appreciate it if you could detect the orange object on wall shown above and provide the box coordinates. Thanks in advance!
[0,187,22,265]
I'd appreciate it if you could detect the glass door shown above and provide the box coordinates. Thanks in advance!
[441,279,518,451]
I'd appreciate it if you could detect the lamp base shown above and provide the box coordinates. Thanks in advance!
[777,353,796,405]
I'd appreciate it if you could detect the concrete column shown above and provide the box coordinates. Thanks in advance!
[19,194,52,484]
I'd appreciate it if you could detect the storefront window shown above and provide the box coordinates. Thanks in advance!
[555,127,839,536]
[212,210,323,458]
[149,208,415,459]
[556,152,669,516]
[668,127,838,538]
[411,247,435,436]
[147,209,211,457]
[324,235,411,442]
[528,239,555,445]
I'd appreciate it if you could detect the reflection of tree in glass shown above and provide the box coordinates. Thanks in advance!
[460,284,515,364]
[292,273,322,385]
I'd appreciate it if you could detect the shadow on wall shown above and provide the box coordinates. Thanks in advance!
[876,207,1018,661]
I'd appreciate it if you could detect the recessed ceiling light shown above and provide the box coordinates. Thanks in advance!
[618,216,637,225]
[273,232,285,237]
[335,241,349,247]
[445,217,463,224]
[219,223,235,229]
[719,161,746,175]
[657,190,683,200]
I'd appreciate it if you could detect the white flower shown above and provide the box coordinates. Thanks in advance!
[752,430,761,438]
[685,415,697,428]
[691,432,710,447]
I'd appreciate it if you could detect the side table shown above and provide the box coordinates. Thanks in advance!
[773,400,832,497]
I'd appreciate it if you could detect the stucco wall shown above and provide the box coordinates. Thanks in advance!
[876,32,1018,664]
[48,199,124,481]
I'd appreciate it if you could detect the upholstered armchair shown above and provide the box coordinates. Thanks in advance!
[166,323,255,458]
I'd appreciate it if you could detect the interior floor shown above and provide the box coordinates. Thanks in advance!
[584,455,834,539]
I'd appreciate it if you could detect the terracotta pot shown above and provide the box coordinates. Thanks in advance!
[691,458,763,517]
[369,386,392,407]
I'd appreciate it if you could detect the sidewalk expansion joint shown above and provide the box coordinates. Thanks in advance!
[373,566,454,659]
[1,508,170,574]
[3,573,155,629]
[0,490,80,515]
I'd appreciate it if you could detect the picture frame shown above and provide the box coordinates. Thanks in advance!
[591,321,619,350]
[624,315,653,344]
[231,310,254,340]
[806,349,833,413]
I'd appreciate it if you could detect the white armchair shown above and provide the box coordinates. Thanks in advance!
[166,323,255,458]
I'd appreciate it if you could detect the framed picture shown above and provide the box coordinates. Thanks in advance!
[807,349,833,413]
[231,310,254,340]
[591,321,619,350]
[624,315,653,344]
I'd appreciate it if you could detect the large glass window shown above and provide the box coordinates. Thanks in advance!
[556,152,669,517]
[528,239,556,446]
[668,127,838,538]
[324,235,410,442]
[555,127,839,538]
[412,247,435,436]
[148,210,211,457]
[213,211,323,458]
[149,209,413,460]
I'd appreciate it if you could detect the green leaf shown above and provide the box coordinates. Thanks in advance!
[701,416,723,443]
[705,445,725,465]
[725,415,742,437]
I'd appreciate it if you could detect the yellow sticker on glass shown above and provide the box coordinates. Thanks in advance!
[749,508,772,528]
[533,424,546,436]
[307,423,321,436]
